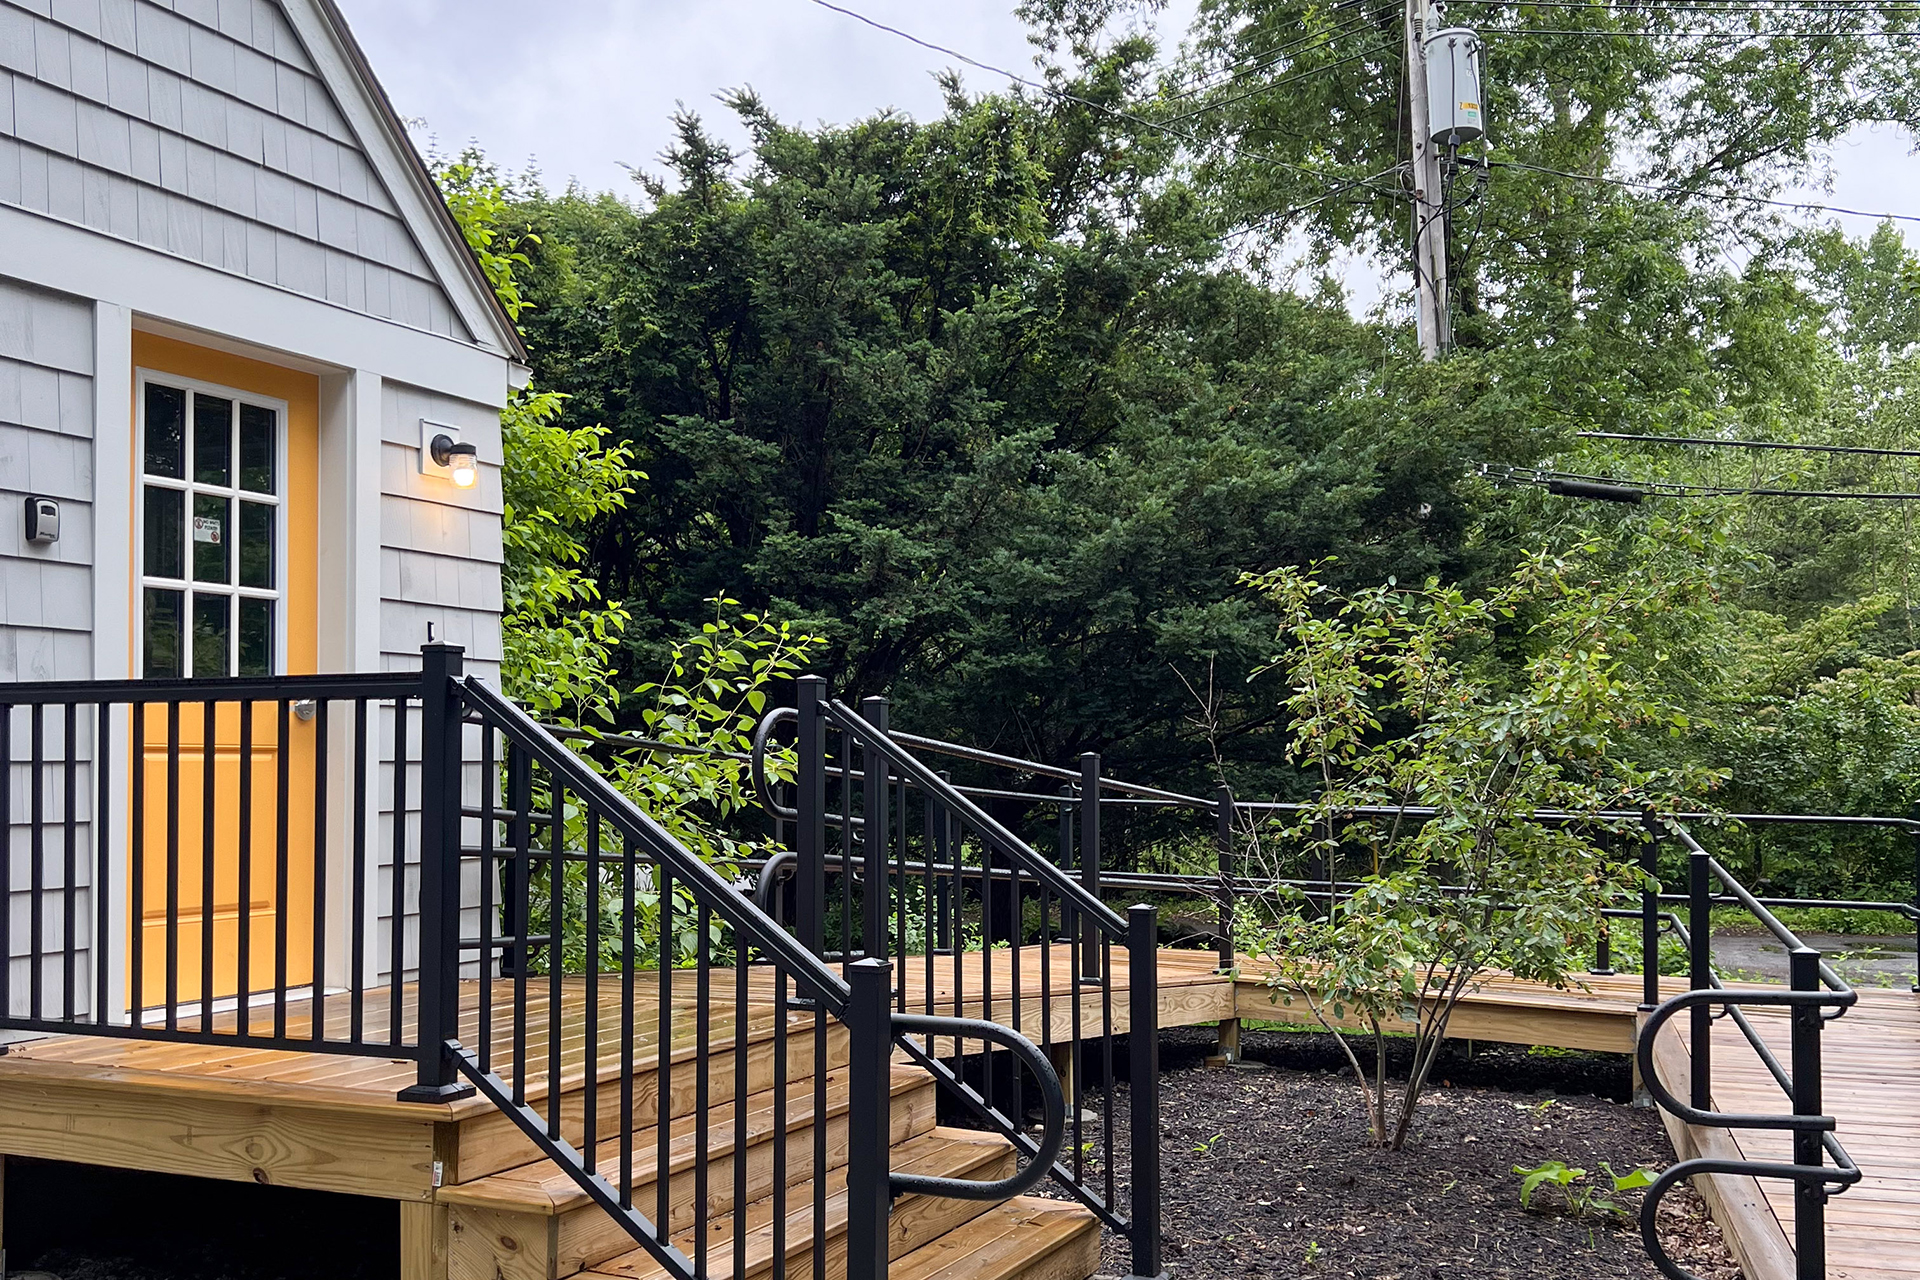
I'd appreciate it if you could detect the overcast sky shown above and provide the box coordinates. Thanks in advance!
[331,0,1920,313]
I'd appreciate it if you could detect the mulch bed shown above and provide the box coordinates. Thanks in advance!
[1082,1026,1742,1280]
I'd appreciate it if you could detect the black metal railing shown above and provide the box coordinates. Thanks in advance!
[754,679,1163,1280]
[763,728,1920,995]
[442,665,1071,1280]
[0,647,1077,1280]
[1633,819,1861,1280]
[0,666,436,1066]
[748,725,1904,1279]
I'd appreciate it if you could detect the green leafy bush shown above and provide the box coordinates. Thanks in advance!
[1236,532,1723,1149]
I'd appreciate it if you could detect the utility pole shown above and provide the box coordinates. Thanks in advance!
[1405,0,1451,359]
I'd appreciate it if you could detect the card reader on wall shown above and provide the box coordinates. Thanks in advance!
[24,497,58,546]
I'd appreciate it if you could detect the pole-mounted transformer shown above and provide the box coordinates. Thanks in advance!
[1423,27,1485,147]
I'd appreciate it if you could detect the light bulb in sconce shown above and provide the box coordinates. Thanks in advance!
[430,434,480,488]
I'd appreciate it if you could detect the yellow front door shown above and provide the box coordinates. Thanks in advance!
[131,334,321,1009]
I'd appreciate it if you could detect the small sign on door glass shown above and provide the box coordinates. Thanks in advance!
[192,516,223,545]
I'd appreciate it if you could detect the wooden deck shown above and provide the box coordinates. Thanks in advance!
[0,948,1909,1280]
[1647,987,1920,1280]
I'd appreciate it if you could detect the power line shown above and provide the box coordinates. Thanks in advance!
[1160,5,1398,104]
[1480,25,1920,34]
[804,0,1395,194]
[1456,1,1920,10]
[1491,158,1920,225]
[1580,431,1920,459]
[1485,463,1920,500]
[1161,38,1402,125]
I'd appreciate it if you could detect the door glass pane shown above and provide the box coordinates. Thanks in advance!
[143,486,184,579]
[192,495,231,583]
[240,404,277,494]
[194,394,232,486]
[239,501,276,589]
[192,593,231,678]
[239,598,274,676]
[145,384,186,478]
[144,588,183,678]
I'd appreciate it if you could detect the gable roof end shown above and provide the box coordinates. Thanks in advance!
[306,0,530,365]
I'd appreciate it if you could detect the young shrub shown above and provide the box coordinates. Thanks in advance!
[1235,540,1721,1150]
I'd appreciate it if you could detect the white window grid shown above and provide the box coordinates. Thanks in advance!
[135,369,290,679]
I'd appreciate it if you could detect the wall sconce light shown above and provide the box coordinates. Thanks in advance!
[430,434,480,488]
[420,420,479,488]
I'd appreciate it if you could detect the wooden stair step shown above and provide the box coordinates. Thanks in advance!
[582,1128,1020,1280]
[445,1068,938,1280]
[454,1015,852,1180]
[889,1198,1100,1280]
[447,1065,933,1211]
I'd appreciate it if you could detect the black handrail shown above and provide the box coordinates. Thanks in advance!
[889,1011,1067,1199]
[0,651,1084,1280]
[461,678,851,1014]
[459,676,1074,1280]
[783,680,1163,1280]
[1632,821,1862,1280]
[824,702,1123,931]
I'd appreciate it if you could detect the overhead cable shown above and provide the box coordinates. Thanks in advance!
[1490,158,1920,225]
[1579,431,1920,459]
[1480,25,1920,35]
[806,0,1391,192]
[1455,0,1920,11]
[1160,39,1402,125]
[1160,5,1398,104]
[1483,463,1920,500]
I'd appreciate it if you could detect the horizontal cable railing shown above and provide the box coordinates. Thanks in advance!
[755,726,1920,992]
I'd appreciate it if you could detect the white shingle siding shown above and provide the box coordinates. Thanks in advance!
[0,0,467,341]
[0,277,95,1018]
[370,379,503,985]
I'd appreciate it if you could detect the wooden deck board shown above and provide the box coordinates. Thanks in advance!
[1683,990,1920,1280]
[0,944,1909,1280]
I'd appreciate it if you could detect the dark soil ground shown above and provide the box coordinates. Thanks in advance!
[1082,1026,1742,1280]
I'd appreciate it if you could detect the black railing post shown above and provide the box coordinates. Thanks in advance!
[845,957,894,1280]
[1590,832,1615,975]
[1688,845,1713,1113]
[1639,818,1661,1012]
[400,643,476,1103]
[861,697,890,963]
[1126,903,1165,1280]
[796,676,828,957]
[1080,754,1102,980]
[1909,806,1919,993]
[1788,945,1827,1280]
[1212,786,1240,1065]
[500,741,532,978]
[1213,785,1235,972]
[934,771,956,954]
